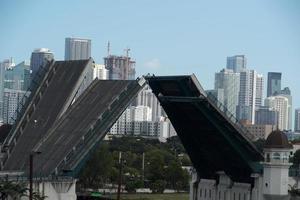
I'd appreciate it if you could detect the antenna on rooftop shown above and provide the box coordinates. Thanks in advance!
[124,48,130,58]
[107,41,111,56]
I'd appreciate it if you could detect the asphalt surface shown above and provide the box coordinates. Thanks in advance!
[4,60,90,171]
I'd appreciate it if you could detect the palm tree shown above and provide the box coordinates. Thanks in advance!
[0,180,28,200]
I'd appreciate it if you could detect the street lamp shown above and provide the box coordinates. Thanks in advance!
[29,151,41,200]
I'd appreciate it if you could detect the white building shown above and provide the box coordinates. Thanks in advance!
[237,69,263,123]
[215,69,240,117]
[190,130,293,200]
[30,48,54,78]
[135,85,162,121]
[110,106,173,139]
[65,37,91,60]
[134,106,152,121]
[255,74,264,108]
[265,96,289,130]
[93,64,108,80]
[2,88,26,124]
[110,120,172,139]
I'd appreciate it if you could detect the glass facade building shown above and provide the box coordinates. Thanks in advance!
[267,72,281,97]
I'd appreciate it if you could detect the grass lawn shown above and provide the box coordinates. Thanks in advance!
[110,193,189,200]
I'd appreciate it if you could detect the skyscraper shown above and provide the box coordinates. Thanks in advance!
[206,89,224,105]
[65,37,91,60]
[104,55,136,80]
[215,69,240,117]
[30,48,54,78]
[267,72,281,97]
[237,70,256,122]
[295,108,300,132]
[276,87,292,130]
[0,59,16,122]
[265,96,289,130]
[5,61,31,91]
[255,74,264,107]
[226,55,247,73]
[135,86,162,121]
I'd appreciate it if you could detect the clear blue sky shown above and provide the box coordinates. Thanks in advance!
[0,0,299,110]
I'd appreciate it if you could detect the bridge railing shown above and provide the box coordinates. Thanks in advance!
[53,79,144,176]
[1,60,55,166]
[206,93,256,141]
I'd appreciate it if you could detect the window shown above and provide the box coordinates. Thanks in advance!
[266,153,270,162]
[273,152,280,160]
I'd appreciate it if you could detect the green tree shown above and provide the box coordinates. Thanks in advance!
[146,150,165,181]
[79,143,113,189]
[0,180,28,200]
[292,149,300,167]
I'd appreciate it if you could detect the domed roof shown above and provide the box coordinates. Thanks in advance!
[264,130,293,149]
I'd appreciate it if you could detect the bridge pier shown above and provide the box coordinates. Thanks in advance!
[27,179,77,200]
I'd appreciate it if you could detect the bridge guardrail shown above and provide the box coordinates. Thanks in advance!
[53,80,144,176]
[1,60,55,167]
[206,93,256,141]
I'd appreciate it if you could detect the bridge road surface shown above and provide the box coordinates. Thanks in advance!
[4,60,90,171]
[32,80,134,175]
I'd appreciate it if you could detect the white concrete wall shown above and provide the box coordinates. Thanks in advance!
[189,171,264,200]
[19,180,77,200]
[263,166,289,195]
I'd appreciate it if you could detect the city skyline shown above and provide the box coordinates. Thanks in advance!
[0,0,299,109]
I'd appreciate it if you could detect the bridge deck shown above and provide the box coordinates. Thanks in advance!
[3,60,91,171]
[146,75,263,183]
[32,80,141,176]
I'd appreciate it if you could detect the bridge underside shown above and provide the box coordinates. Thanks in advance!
[145,75,263,183]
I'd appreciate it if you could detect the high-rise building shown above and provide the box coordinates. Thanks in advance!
[215,69,240,117]
[30,48,54,78]
[255,106,278,126]
[2,88,26,124]
[226,55,247,73]
[278,87,291,95]
[133,106,152,121]
[206,89,224,105]
[110,106,172,139]
[65,37,91,60]
[0,59,16,122]
[135,86,162,121]
[255,74,264,107]
[295,108,300,132]
[276,87,292,130]
[5,61,31,91]
[267,72,281,97]
[104,55,136,80]
[265,96,289,130]
[93,64,109,80]
[237,69,259,122]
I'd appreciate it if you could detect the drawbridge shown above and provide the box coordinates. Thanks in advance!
[0,60,263,183]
